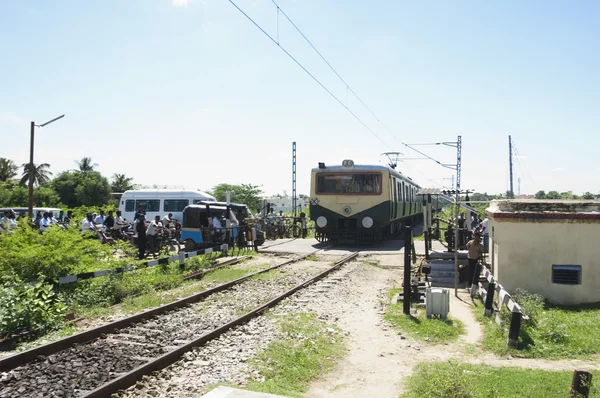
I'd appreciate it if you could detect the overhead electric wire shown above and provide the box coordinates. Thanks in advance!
[228,0,391,149]
[271,0,397,141]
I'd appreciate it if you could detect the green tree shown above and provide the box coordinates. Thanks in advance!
[52,171,80,207]
[0,158,18,182]
[210,183,263,211]
[76,157,98,173]
[534,190,546,199]
[560,191,574,199]
[52,170,111,207]
[8,186,28,207]
[33,187,61,207]
[74,171,111,206]
[20,163,53,187]
[582,192,595,200]
[546,191,561,199]
[111,173,134,192]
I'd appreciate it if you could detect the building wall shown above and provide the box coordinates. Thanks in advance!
[490,219,600,305]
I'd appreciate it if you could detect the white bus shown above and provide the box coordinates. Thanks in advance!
[118,189,216,222]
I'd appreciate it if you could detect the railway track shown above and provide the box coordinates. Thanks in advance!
[0,249,358,398]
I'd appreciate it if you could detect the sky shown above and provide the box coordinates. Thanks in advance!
[1,0,599,197]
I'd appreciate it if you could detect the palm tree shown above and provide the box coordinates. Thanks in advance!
[111,173,134,192]
[0,158,18,182]
[76,157,98,173]
[20,163,53,186]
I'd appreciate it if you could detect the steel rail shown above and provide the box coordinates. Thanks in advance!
[82,251,359,397]
[0,250,323,372]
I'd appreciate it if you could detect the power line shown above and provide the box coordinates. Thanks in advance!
[271,0,397,142]
[228,0,391,149]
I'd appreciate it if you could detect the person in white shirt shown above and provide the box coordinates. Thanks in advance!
[7,213,17,231]
[162,213,173,229]
[81,214,96,233]
[39,212,52,232]
[94,210,106,226]
[211,215,223,243]
[0,211,11,232]
[146,216,163,257]
[480,218,490,253]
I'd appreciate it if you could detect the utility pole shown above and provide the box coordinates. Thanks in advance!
[453,135,462,297]
[292,142,297,217]
[509,135,514,199]
[27,114,65,219]
[28,121,35,219]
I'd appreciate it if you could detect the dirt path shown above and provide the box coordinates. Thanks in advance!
[305,259,600,398]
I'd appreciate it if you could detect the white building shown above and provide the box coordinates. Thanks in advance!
[487,199,600,305]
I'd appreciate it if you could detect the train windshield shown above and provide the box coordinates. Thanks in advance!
[316,173,381,194]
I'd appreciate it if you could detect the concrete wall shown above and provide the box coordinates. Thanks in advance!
[490,219,600,305]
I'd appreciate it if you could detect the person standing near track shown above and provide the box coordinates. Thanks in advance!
[466,232,484,289]
[137,214,147,260]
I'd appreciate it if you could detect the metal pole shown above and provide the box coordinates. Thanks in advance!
[28,121,35,219]
[292,142,297,218]
[509,135,514,199]
[403,225,412,315]
[454,135,462,297]
[507,311,522,347]
[570,370,593,398]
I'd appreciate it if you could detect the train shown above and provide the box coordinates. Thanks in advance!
[309,159,422,243]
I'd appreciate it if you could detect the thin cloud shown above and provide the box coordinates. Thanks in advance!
[553,167,565,172]
[0,113,27,128]
[172,0,189,7]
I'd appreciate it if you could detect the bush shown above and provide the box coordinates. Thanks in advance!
[0,222,112,281]
[0,281,67,338]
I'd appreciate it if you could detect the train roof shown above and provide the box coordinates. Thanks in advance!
[311,164,420,187]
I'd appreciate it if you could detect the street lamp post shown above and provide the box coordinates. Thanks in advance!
[28,114,65,219]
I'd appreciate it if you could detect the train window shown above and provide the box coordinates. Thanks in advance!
[125,200,135,212]
[316,173,382,194]
[136,200,160,212]
[164,199,189,212]
[397,182,402,201]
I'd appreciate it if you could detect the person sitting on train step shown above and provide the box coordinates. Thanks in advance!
[146,216,163,257]
[162,213,173,229]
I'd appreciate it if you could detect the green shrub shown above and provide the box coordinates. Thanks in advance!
[0,222,111,281]
[0,282,67,338]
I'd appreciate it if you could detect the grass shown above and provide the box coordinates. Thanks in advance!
[403,361,599,398]
[244,312,346,397]
[305,254,319,261]
[116,264,273,314]
[384,288,464,344]
[473,289,600,359]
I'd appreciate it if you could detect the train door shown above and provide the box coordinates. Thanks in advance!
[393,178,397,219]
[396,180,403,217]
[403,182,407,217]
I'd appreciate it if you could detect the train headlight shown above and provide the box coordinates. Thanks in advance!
[316,216,328,228]
[362,216,374,228]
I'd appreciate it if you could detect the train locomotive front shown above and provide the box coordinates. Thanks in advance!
[309,160,421,244]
